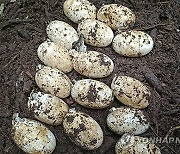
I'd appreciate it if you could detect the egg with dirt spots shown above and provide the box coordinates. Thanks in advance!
[71,79,114,109]
[112,30,154,57]
[28,91,69,125]
[35,65,72,98]
[37,40,73,73]
[46,20,79,50]
[63,0,96,23]
[111,75,151,109]
[107,107,149,135]
[69,50,114,78]
[63,109,103,150]
[77,19,114,47]
[97,4,135,30]
[12,113,56,154]
[115,133,161,154]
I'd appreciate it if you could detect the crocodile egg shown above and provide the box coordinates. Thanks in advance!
[77,19,114,47]
[46,20,79,50]
[107,107,150,135]
[112,30,154,57]
[63,109,103,150]
[35,65,72,98]
[63,0,96,23]
[71,79,114,109]
[28,91,69,125]
[97,4,135,30]
[111,75,151,109]
[12,113,56,154]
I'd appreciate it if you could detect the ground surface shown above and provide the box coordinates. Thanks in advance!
[0,0,180,154]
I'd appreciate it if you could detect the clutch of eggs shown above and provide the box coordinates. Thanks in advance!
[63,109,103,150]
[115,133,161,154]
[63,0,96,23]
[111,75,151,109]
[12,113,56,154]
[97,4,135,30]
[28,91,69,125]
[113,30,154,57]
[35,65,72,98]
[107,107,149,135]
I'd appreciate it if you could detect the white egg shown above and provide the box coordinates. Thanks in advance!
[63,109,103,150]
[37,40,73,73]
[28,91,69,125]
[35,65,72,98]
[12,113,56,154]
[115,133,161,154]
[46,20,79,50]
[107,107,149,135]
[97,4,135,30]
[71,79,114,109]
[63,0,96,23]
[69,50,114,78]
[77,19,114,47]
[111,75,150,109]
[112,30,154,57]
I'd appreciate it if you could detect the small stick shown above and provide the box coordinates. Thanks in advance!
[134,23,168,31]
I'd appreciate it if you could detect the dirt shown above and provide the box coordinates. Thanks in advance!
[0,0,180,154]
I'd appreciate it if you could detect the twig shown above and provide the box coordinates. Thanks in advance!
[159,109,180,115]
[165,126,180,139]
[134,23,168,31]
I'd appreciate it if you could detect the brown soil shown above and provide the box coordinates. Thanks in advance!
[0,0,180,154]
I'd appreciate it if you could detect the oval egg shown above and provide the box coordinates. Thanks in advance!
[37,40,73,73]
[28,91,69,125]
[63,109,103,150]
[46,20,79,50]
[70,50,114,78]
[107,107,149,135]
[77,19,114,47]
[97,4,135,30]
[63,0,96,23]
[12,113,56,154]
[115,133,161,154]
[111,76,150,109]
[112,30,154,57]
[71,79,114,109]
[35,65,72,98]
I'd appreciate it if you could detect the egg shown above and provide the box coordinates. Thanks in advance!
[115,133,161,154]
[71,79,114,109]
[97,4,135,30]
[111,76,150,109]
[112,30,154,57]
[107,107,149,135]
[63,109,103,150]
[35,65,72,98]
[69,50,114,78]
[37,40,73,73]
[63,0,96,23]
[12,113,56,154]
[77,19,114,47]
[46,20,79,50]
[28,91,69,125]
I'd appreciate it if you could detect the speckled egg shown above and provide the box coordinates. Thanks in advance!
[63,109,103,150]
[46,20,79,50]
[71,79,114,109]
[12,113,56,154]
[115,133,161,154]
[111,76,151,109]
[35,65,72,98]
[37,40,73,73]
[28,91,69,125]
[69,50,114,78]
[112,30,154,57]
[63,0,96,23]
[107,107,149,135]
[77,19,114,47]
[97,4,135,30]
